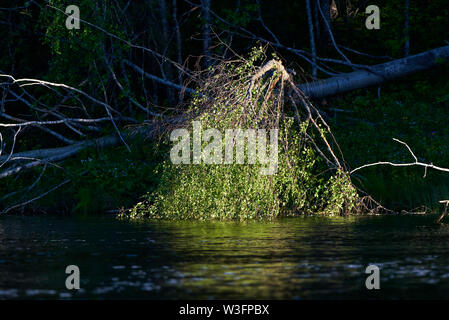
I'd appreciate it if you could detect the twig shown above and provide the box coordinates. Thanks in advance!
[340,45,393,61]
[123,59,196,98]
[0,117,124,127]
[0,73,134,150]
[1,178,71,214]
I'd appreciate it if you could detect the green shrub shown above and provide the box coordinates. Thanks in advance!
[123,49,359,220]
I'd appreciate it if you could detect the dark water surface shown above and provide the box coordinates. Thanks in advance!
[1,214,449,299]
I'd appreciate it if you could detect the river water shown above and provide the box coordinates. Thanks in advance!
[0,214,449,299]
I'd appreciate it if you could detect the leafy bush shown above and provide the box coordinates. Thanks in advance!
[123,49,359,220]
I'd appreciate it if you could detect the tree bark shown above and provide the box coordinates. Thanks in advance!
[158,0,176,104]
[298,44,449,99]
[312,0,320,41]
[335,0,348,22]
[201,0,212,68]
[305,0,317,79]
[172,0,183,85]
[318,0,332,47]
[404,0,410,56]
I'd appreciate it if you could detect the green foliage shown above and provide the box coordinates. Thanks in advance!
[127,120,321,220]
[220,1,258,27]
[322,171,359,215]
[39,1,99,84]
[124,52,359,220]
[35,0,137,117]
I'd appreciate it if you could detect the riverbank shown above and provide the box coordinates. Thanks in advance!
[1,66,448,216]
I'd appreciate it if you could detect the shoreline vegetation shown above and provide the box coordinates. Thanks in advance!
[3,49,449,220]
[0,1,448,220]
[122,50,363,220]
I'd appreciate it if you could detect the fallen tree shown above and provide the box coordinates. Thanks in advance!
[2,45,449,214]
[121,45,449,100]
[2,45,449,180]
[123,51,362,220]
[299,44,449,99]
[0,117,184,179]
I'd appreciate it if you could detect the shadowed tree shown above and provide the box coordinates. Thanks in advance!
[201,0,212,68]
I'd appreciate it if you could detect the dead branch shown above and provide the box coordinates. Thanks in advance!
[437,201,449,223]
[316,0,351,65]
[123,59,196,97]
[1,178,71,214]
[0,116,180,180]
[350,138,449,176]
[0,117,122,128]
[0,73,134,150]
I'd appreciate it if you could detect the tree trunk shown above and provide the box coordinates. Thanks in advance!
[312,0,320,41]
[0,117,183,179]
[298,45,449,99]
[172,0,183,85]
[158,0,176,104]
[305,0,317,79]
[404,0,410,56]
[201,0,212,68]
[318,0,332,47]
[335,0,348,22]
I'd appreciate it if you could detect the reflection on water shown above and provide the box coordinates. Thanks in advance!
[1,214,449,299]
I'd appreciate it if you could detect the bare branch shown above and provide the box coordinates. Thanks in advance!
[316,0,351,65]
[123,59,196,98]
[350,138,449,176]
[1,178,71,214]
[0,117,122,128]
[255,0,280,45]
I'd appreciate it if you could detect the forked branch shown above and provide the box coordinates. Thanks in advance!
[351,138,449,176]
